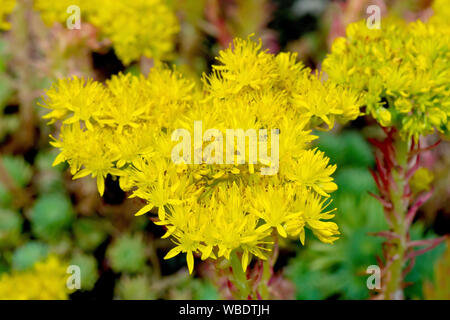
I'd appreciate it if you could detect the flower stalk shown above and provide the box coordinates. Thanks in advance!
[229,251,251,299]
[383,135,409,299]
[369,128,446,299]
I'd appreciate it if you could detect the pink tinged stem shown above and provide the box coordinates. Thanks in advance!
[405,236,447,260]
[369,231,400,240]
[407,236,447,249]
[402,255,416,279]
[405,190,433,228]
[405,152,420,182]
[256,291,262,300]
[408,140,441,156]
[369,192,393,209]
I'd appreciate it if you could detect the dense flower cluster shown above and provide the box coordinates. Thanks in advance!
[430,0,450,27]
[41,37,361,273]
[323,16,450,140]
[0,0,15,30]
[33,0,179,64]
[0,255,69,299]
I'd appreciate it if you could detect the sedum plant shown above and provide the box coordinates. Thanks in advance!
[0,255,69,299]
[115,274,155,300]
[429,0,450,28]
[106,233,147,274]
[0,208,23,248]
[0,155,32,208]
[0,155,32,189]
[11,241,49,271]
[30,193,75,241]
[323,14,449,299]
[1,0,179,64]
[73,218,108,252]
[323,18,450,140]
[33,0,179,64]
[70,252,99,291]
[0,0,15,31]
[40,37,361,299]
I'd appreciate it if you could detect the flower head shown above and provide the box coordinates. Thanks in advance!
[0,255,69,300]
[34,0,179,64]
[41,37,353,273]
[0,0,15,30]
[323,18,450,140]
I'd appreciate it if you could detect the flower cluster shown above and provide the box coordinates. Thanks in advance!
[0,255,69,299]
[41,37,361,273]
[33,0,179,64]
[0,0,15,31]
[430,0,450,27]
[322,16,450,140]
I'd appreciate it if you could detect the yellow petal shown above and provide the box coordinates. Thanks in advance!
[187,251,194,274]
[97,175,105,196]
[299,229,305,245]
[73,169,91,180]
[164,246,182,260]
[157,206,166,220]
[52,152,66,166]
[134,204,154,216]
[201,245,213,260]
[241,250,250,272]
[277,224,287,238]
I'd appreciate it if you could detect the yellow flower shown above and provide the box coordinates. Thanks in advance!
[41,37,349,273]
[39,76,108,129]
[133,171,184,220]
[284,148,337,197]
[50,123,87,174]
[0,0,15,30]
[250,184,297,238]
[286,191,339,245]
[34,0,179,64]
[0,255,69,300]
[204,36,277,99]
[34,0,81,25]
[71,129,123,196]
[410,167,434,194]
[429,0,450,27]
[323,18,450,140]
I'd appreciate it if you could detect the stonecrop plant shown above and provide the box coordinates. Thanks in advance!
[40,37,361,299]
[429,0,450,28]
[0,255,69,299]
[0,0,16,31]
[323,18,450,141]
[323,13,449,299]
[0,0,180,64]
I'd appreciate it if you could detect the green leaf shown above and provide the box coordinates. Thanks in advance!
[70,252,99,291]
[0,208,23,248]
[12,242,49,271]
[74,218,108,252]
[106,234,147,274]
[0,155,33,188]
[30,193,75,241]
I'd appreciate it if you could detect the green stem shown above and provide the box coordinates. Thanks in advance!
[229,251,250,299]
[258,259,271,299]
[257,231,278,299]
[383,136,409,300]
